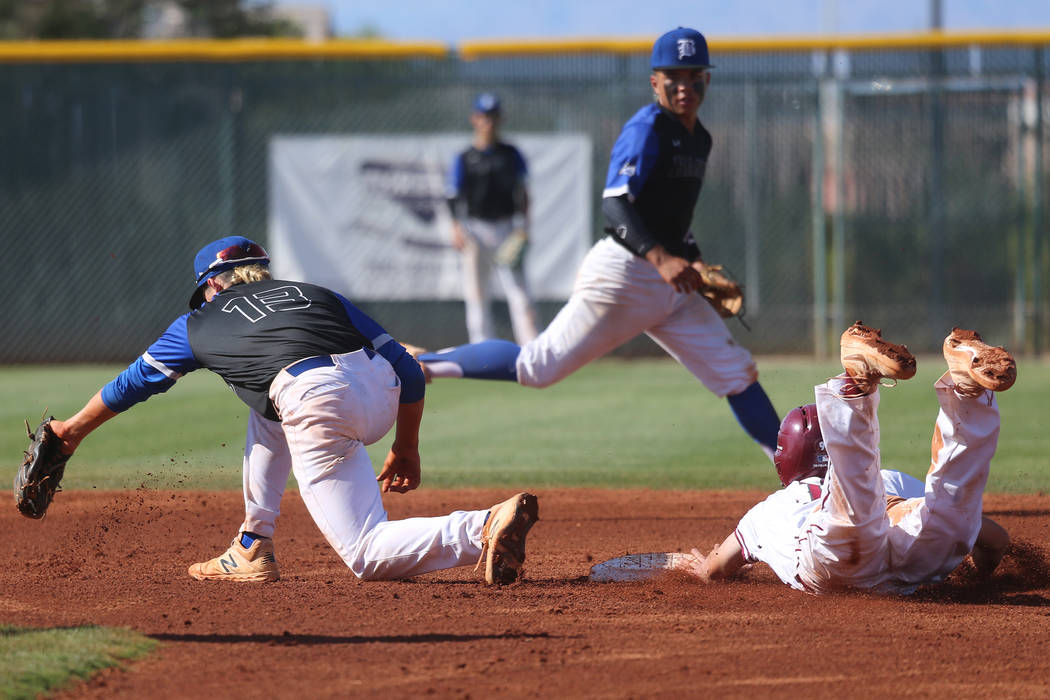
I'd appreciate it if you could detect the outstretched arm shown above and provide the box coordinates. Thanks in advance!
[49,391,119,455]
[679,532,746,583]
[49,315,196,455]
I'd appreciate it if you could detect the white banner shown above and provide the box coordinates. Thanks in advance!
[268,133,592,300]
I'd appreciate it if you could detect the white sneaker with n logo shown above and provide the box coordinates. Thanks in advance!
[188,537,279,582]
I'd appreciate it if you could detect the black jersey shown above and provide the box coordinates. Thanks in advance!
[448,142,528,221]
[602,103,712,260]
[186,280,373,420]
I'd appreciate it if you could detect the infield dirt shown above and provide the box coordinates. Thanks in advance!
[5,488,1050,698]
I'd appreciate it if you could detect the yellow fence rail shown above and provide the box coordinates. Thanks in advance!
[2,28,1050,63]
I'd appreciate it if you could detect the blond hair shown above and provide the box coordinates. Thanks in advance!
[214,263,272,287]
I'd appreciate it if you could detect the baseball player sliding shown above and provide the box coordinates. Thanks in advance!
[42,237,538,585]
[412,27,781,458]
[680,322,1016,594]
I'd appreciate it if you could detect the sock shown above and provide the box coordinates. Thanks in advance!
[727,381,780,453]
[418,340,520,381]
[240,532,260,548]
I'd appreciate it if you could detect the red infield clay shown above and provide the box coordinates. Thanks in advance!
[4,488,1050,698]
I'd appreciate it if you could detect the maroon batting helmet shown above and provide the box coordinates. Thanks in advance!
[774,404,829,487]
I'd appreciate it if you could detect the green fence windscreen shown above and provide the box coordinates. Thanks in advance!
[1,37,1047,362]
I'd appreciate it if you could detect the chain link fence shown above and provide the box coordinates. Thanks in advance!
[1,35,1047,362]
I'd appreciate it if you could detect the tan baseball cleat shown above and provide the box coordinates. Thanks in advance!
[839,321,916,395]
[943,328,1016,397]
[475,492,539,585]
[188,537,279,582]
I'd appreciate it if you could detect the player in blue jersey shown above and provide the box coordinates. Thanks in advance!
[47,236,538,585]
[413,28,782,458]
[448,93,539,344]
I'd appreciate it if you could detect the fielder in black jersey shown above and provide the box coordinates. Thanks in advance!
[450,141,526,221]
[47,236,538,585]
[185,279,376,420]
[446,92,538,344]
[602,103,712,261]
[415,28,783,461]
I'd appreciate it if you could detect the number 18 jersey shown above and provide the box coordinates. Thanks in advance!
[186,280,373,419]
[100,280,409,421]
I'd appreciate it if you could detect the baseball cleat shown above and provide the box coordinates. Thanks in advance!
[188,537,279,582]
[475,492,538,585]
[943,328,1016,397]
[839,321,916,395]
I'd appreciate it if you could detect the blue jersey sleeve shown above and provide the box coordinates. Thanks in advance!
[602,109,660,200]
[447,153,465,198]
[335,294,425,403]
[100,315,201,412]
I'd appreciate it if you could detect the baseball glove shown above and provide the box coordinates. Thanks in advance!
[494,229,528,268]
[14,416,71,519]
[698,263,744,320]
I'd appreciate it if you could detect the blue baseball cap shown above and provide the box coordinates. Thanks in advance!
[651,27,714,71]
[189,235,269,309]
[473,92,501,114]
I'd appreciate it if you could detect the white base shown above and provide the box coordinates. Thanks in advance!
[588,552,688,582]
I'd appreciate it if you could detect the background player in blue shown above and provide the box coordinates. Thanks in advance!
[447,93,539,344]
[414,28,781,458]
[45,236,538,585]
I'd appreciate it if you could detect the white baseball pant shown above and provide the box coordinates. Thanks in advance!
[240,349,487,580]
[516,237,757,396]
[461,216,538,344]
[795,373,999,594]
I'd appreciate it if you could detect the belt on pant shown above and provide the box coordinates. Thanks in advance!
[285,355,335,377]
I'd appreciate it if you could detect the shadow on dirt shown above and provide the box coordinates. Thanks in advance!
[911,540,1050,606]
[150,630,555,646]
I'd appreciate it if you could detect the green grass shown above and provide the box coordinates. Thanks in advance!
[2,357,1048,492]
[0,625,156,700]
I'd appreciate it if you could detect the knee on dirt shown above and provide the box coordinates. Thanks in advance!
[349,558,393,581]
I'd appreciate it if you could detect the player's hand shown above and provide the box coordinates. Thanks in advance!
[451,222,467,251]
[646,248,702,293]
[377,446,421,494]
[691,259,714,277]
[44,418,80,455]
[679,548,713,583]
